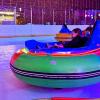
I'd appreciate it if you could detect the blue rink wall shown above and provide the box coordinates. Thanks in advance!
[0,25,89,36]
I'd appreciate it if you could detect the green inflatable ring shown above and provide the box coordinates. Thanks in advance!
[10,48,100,88]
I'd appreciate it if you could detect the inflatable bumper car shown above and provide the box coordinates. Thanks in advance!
[55,24,72,42]
[10,20,100,88]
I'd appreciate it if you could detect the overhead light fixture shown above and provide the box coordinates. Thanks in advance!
[98,13,100,17]
[0,11,14,15]
[19,8,22,12]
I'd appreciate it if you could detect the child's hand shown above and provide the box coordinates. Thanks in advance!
[58,44,64,48]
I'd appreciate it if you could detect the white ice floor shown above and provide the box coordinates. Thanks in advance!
[0,37,100,100]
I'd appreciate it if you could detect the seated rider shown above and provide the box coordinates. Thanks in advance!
[64,28,86,48]
[47,28,87,48]
[82,26,93,45]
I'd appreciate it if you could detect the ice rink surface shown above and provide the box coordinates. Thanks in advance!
[0,37,100,100]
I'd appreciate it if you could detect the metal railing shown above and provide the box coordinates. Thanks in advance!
[0,6,99,25]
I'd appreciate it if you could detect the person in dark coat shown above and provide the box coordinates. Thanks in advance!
[64,28,86,48]
[46,28,87,49]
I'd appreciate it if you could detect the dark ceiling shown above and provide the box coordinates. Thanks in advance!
[0,0,100,10]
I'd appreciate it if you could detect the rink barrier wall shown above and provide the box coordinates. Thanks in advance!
[0,25,89,37]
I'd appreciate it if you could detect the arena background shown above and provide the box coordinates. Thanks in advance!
[0,0,99,25]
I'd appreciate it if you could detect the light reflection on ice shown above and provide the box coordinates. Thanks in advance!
[0,45,23,70]
[0,45,16,60]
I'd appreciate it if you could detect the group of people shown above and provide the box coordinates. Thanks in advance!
[47,26,93,48]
